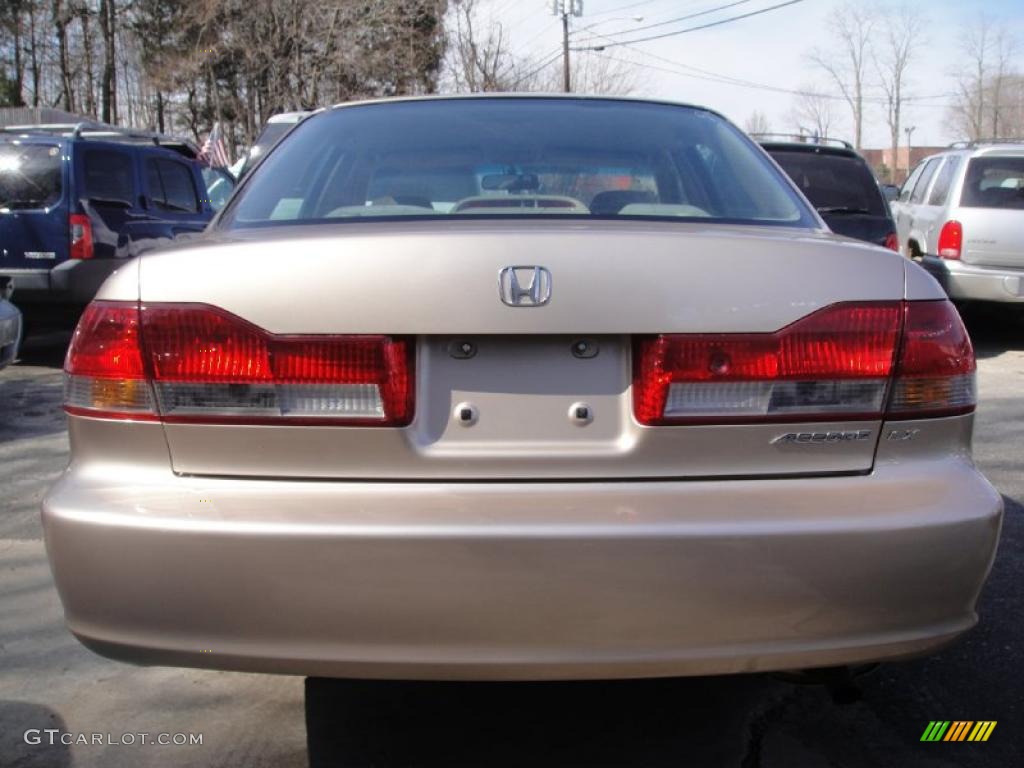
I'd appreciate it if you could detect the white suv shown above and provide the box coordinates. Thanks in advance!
[893,141,1024,304]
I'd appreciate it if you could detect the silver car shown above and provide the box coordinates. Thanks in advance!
[43,96,1001,681]
[0,277,22,369]
[892,141,1024,303]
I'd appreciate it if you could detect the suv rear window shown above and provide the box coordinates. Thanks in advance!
[0,142,63,209]
[960,156,1024,210]
[762,149,884,216]
[223,99,813,228]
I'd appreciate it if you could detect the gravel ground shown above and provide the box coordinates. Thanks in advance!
[1,307,1021,768]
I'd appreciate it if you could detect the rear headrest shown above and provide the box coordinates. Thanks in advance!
[589,190,657,215]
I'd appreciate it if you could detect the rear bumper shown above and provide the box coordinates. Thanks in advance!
[41,451,1003,680]
[921,256,1024,303]
[0,260,123,305]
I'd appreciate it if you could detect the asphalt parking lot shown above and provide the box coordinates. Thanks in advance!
[1,307,1021,768]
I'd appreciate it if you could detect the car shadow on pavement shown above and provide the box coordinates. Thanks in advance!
[0,372,67,442]
[958,303,1024,359]
[0,701,73,767]
[305,491,1021,768]
[0,326,71,443]
[16,329,73,370]
[306,675,779,768]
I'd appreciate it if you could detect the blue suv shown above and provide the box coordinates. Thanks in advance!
[0,124,229,307]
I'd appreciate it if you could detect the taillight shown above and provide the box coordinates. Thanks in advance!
[633,303,902,425]
[889,300,975,418]
[64,302,156,419]
[69,213,94,260]
[64,301,414,425]
[633,300,975,425]
[937,220,962,259]
[883,232,899,252]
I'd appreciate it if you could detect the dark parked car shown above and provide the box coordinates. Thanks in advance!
[0,123,220,307]
[756,135,899,251]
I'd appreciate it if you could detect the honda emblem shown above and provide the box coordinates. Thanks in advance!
[498,266,552,307]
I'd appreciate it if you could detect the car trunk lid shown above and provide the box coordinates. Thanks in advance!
[136,220,906,480]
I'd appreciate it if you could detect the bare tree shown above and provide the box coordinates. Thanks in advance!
[874,5,924,184]
[3,0,449,152]
[952,16,993,139]
[744,110,771,135]
[98,0,117,122]
[51,0,75,111]
[441,5,639,96]
[808,2,874,149]
[788,84,836,139]
[445,0,517,92]
[989,26,1018,137]
[562,52,642,96]
[948,17,1021,139]
[0,0,27,104]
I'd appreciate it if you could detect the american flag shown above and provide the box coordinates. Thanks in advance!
[199,122,230,168]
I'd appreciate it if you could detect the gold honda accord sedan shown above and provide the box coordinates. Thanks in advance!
[43,96,1002,680]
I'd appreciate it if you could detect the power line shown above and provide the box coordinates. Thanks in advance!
[571,0,756,38]
[512,47,565,87]
[572,26,954,105]
[588,46,957,109]
[574,0,807,50]
[589,0,664,17]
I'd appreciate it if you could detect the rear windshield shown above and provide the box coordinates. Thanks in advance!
[960,156,1024,210]
[0,142,63,210]
[767,149,885,216]
[222,99,814,228]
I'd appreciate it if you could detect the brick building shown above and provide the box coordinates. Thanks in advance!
[861,145,947,185]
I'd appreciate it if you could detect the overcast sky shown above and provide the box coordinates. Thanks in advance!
[486,0,1024,148]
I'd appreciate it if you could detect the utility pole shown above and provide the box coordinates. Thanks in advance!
[903,125,916,179]
[551,0,583,93]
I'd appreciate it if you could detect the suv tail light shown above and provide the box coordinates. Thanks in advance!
[69,214,94,259]
[883,232,899,252]
[633,300,974,425]
[65,302,414,425]
[937,220,962,259]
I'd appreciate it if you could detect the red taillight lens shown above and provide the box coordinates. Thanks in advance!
[64,302,156,419]
[937,220,962,260]
[633,303,902,425]
[69,213,94,260]
[883,232,899,252]
[64,301,414,425]
[889,300,975,418]
[633,300,975,425]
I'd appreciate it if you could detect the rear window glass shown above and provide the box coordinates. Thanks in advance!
[0,142,63,209]
[960,157,1024,210]
[84,149,135,204]
[767,149,885,215]
[222,99,813,228]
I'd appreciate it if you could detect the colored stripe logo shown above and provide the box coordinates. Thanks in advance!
[921,721,996,742]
